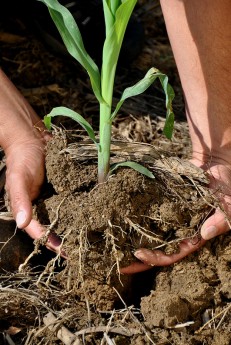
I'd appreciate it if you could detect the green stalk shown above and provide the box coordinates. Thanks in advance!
[97,0,136,183]
[98,7,119,183]
[98,102,112,183]
[98,48,117,183]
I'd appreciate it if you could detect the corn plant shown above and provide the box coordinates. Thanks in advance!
[41,0,175,183]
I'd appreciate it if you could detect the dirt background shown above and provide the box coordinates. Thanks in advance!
[0,1,231,344]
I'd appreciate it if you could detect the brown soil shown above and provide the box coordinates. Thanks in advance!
[0,1,231,344]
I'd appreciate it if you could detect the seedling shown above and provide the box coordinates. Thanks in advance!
[41,0,175,183]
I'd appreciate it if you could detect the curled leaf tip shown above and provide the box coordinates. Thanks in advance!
[43,115,52,130]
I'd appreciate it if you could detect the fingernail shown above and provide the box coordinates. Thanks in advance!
[47,232,62,247]
[16,211,27,228]
[46,233,68,259]
[202,225,217,240]
[134,249,150,261]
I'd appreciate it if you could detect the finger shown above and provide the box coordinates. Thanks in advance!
[24,219,47,240]
[25,219,67,258]
[201,208,230,240]
[121,236,206,274]
[120,262,153,274]
[135,237,206,265]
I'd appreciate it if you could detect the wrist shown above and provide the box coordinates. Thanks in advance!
[1,120,46,154]
[0,70,49,152]
[188,121,231,169]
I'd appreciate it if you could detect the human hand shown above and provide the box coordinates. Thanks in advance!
[4,134,63,253]
[0,69,63,254]
[120,158,231,274]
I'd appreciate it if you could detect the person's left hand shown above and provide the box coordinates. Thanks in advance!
[120,237,206,274]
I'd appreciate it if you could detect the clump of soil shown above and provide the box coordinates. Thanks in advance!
[39,129,214,271]
[1,129,226,344]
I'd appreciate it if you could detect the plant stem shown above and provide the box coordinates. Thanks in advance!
[98,102,112,183]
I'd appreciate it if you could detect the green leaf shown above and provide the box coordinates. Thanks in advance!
[111,68,159,120]
[101,0,137,104]
[110,0,121,16]
[103,0,121,20]
[102,1,114,37]
[110,161,155,179]
[111,67,175,139]
[39,0,103,103]
[44,106,98,147]
[158,75,175,139]
[43,115,52,130]
[163,110,174,139]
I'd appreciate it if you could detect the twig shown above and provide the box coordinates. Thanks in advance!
[171,321,194,328]
[196,303,231,333]
[74,325,140,337]
[103,333,116,345]
[112,288,155,344]
[216,307,230,329]
[0,212,14,221]
[43,312,83,345]
[0,223,17,254]
[5,334,16,345]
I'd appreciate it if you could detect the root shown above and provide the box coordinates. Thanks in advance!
[19,197,66,273]
[125,217,164,244]
[105,221,125,284]
[0,223,17,254]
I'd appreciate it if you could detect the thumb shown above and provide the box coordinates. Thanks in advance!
[201,208,230,240]
[25,220,67,258]
[6,173,33,228]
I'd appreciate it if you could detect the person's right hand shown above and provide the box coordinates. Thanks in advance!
[0,69,63,255]
[4,136,63,253]
[120,158,231,274]
[194,158,231,239]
